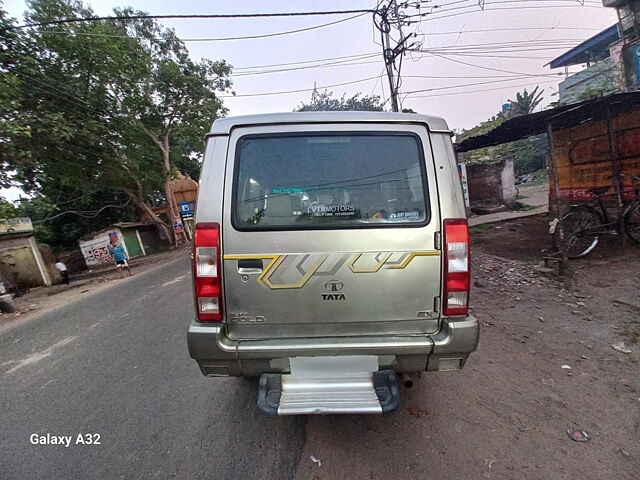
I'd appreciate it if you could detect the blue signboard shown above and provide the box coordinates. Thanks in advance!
[179,201,192,216]
[635,45,640,87]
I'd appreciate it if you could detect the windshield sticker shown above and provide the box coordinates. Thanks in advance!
[389,211,421,220]
[272,188,304,194]
[307,205,356,217]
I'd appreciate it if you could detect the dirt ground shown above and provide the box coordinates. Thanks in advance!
[295,214,639,480]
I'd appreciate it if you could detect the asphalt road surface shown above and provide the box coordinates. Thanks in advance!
[0,256,305,480]
[1,244,637,480]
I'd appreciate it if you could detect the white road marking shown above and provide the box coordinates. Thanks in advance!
[159,275,186,287]
[4,335,78,375]
[41,379,55,390]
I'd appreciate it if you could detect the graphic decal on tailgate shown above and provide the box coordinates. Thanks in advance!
[224,251,440,290]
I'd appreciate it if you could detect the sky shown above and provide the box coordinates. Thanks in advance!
[1,0,618,201]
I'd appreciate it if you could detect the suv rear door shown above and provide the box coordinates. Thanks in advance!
[222,122,442,339]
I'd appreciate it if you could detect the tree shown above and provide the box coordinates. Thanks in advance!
[1,0,232,246]
[0,197,17,218]
[105,8,231,234]
[460,87,549,175]
[500,86,544,119]
[296,87,384,112]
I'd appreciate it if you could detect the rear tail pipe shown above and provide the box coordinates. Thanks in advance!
[401,373,414,389]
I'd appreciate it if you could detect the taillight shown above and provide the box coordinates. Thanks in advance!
[443,218,470,316]
[193,222,223,322]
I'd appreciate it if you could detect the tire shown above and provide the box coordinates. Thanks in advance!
[624,202,640,244]
[554,206,602,258]
[0,294,16,313]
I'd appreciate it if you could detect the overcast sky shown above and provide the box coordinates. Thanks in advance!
[2,0,618,200]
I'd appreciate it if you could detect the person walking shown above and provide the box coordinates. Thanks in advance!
[107,240,132,278]
[54,259,70,285]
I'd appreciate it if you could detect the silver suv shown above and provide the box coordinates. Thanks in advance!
[188,112,478,415]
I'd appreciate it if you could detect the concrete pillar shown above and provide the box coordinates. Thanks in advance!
[501,158,518,208]
[28,236,51,286]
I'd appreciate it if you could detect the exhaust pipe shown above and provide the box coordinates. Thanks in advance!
[401,373,414,389]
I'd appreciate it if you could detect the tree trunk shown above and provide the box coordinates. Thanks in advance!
[123,189,173,244]
[161,134,180,245]
[137,124,178,244]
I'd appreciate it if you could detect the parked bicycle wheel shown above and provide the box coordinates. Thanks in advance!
[624,202,640,244]
[554,206,602,258]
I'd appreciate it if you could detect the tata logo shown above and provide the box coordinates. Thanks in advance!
[322,293,346,301]
[324,280,344,292]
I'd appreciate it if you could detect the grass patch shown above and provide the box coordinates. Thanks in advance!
[514,202,539,211]
[470,224,492,236]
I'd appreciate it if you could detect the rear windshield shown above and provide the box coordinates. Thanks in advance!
[232,132,429,230]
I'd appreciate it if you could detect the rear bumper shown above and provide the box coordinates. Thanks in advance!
[188,316,479,377]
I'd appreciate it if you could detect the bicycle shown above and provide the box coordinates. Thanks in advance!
[553,173,640,258]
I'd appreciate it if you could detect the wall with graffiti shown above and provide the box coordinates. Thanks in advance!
[552,109,640,200]
[79,229,128,267]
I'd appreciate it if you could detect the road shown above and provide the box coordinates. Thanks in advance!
[0,257,305,480]
[1,237,637,480]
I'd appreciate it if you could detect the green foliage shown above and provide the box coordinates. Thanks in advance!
[0,198,17,218]
[460,87,548,174]
[572,63,624,104]
[500,86,545,119]
[0,0,231,248]
[296,87,383,112]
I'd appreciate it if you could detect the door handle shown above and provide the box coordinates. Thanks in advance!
[237,258,263,275]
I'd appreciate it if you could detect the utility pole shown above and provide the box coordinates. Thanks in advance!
[374,1,418,112]
[382,18,400,112]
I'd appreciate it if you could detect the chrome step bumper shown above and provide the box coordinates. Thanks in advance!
[257,356,399,415]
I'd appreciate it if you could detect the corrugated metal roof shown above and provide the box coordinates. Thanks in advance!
[548,24,619,69]
[455,92,640,152]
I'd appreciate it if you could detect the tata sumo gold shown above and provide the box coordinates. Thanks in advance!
[188,112,478,415]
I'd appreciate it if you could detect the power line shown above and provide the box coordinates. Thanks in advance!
[2,9,374,32]
[36,11,368,42]
[32,199,132,223]
[233,52,378,71]
[411,49,564,76]
[404,78,559,100]
[232,56,380,77]
[402,75,554,95]
[219,75,384,98]
[419,26,604,36]
[406,3,603,22]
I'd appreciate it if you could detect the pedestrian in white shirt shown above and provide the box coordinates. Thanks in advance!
[55,259,69,285]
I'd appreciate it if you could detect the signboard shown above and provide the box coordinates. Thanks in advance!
[179,201,193,216]
[457,163,470,207]
[0,217,33,235]
[79,230,128,266]
[173,222,184,233]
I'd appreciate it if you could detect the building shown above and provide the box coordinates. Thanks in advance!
[0,218,51,288]
[144,174,197,240]
[549,25,623,104]
[78,222,168,268]
[549,1,639,104]
[605,0,640,87]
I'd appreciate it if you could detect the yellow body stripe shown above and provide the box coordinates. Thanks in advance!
[348,252,392,273]
[263,256,327,289]
[385,251,440,269]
